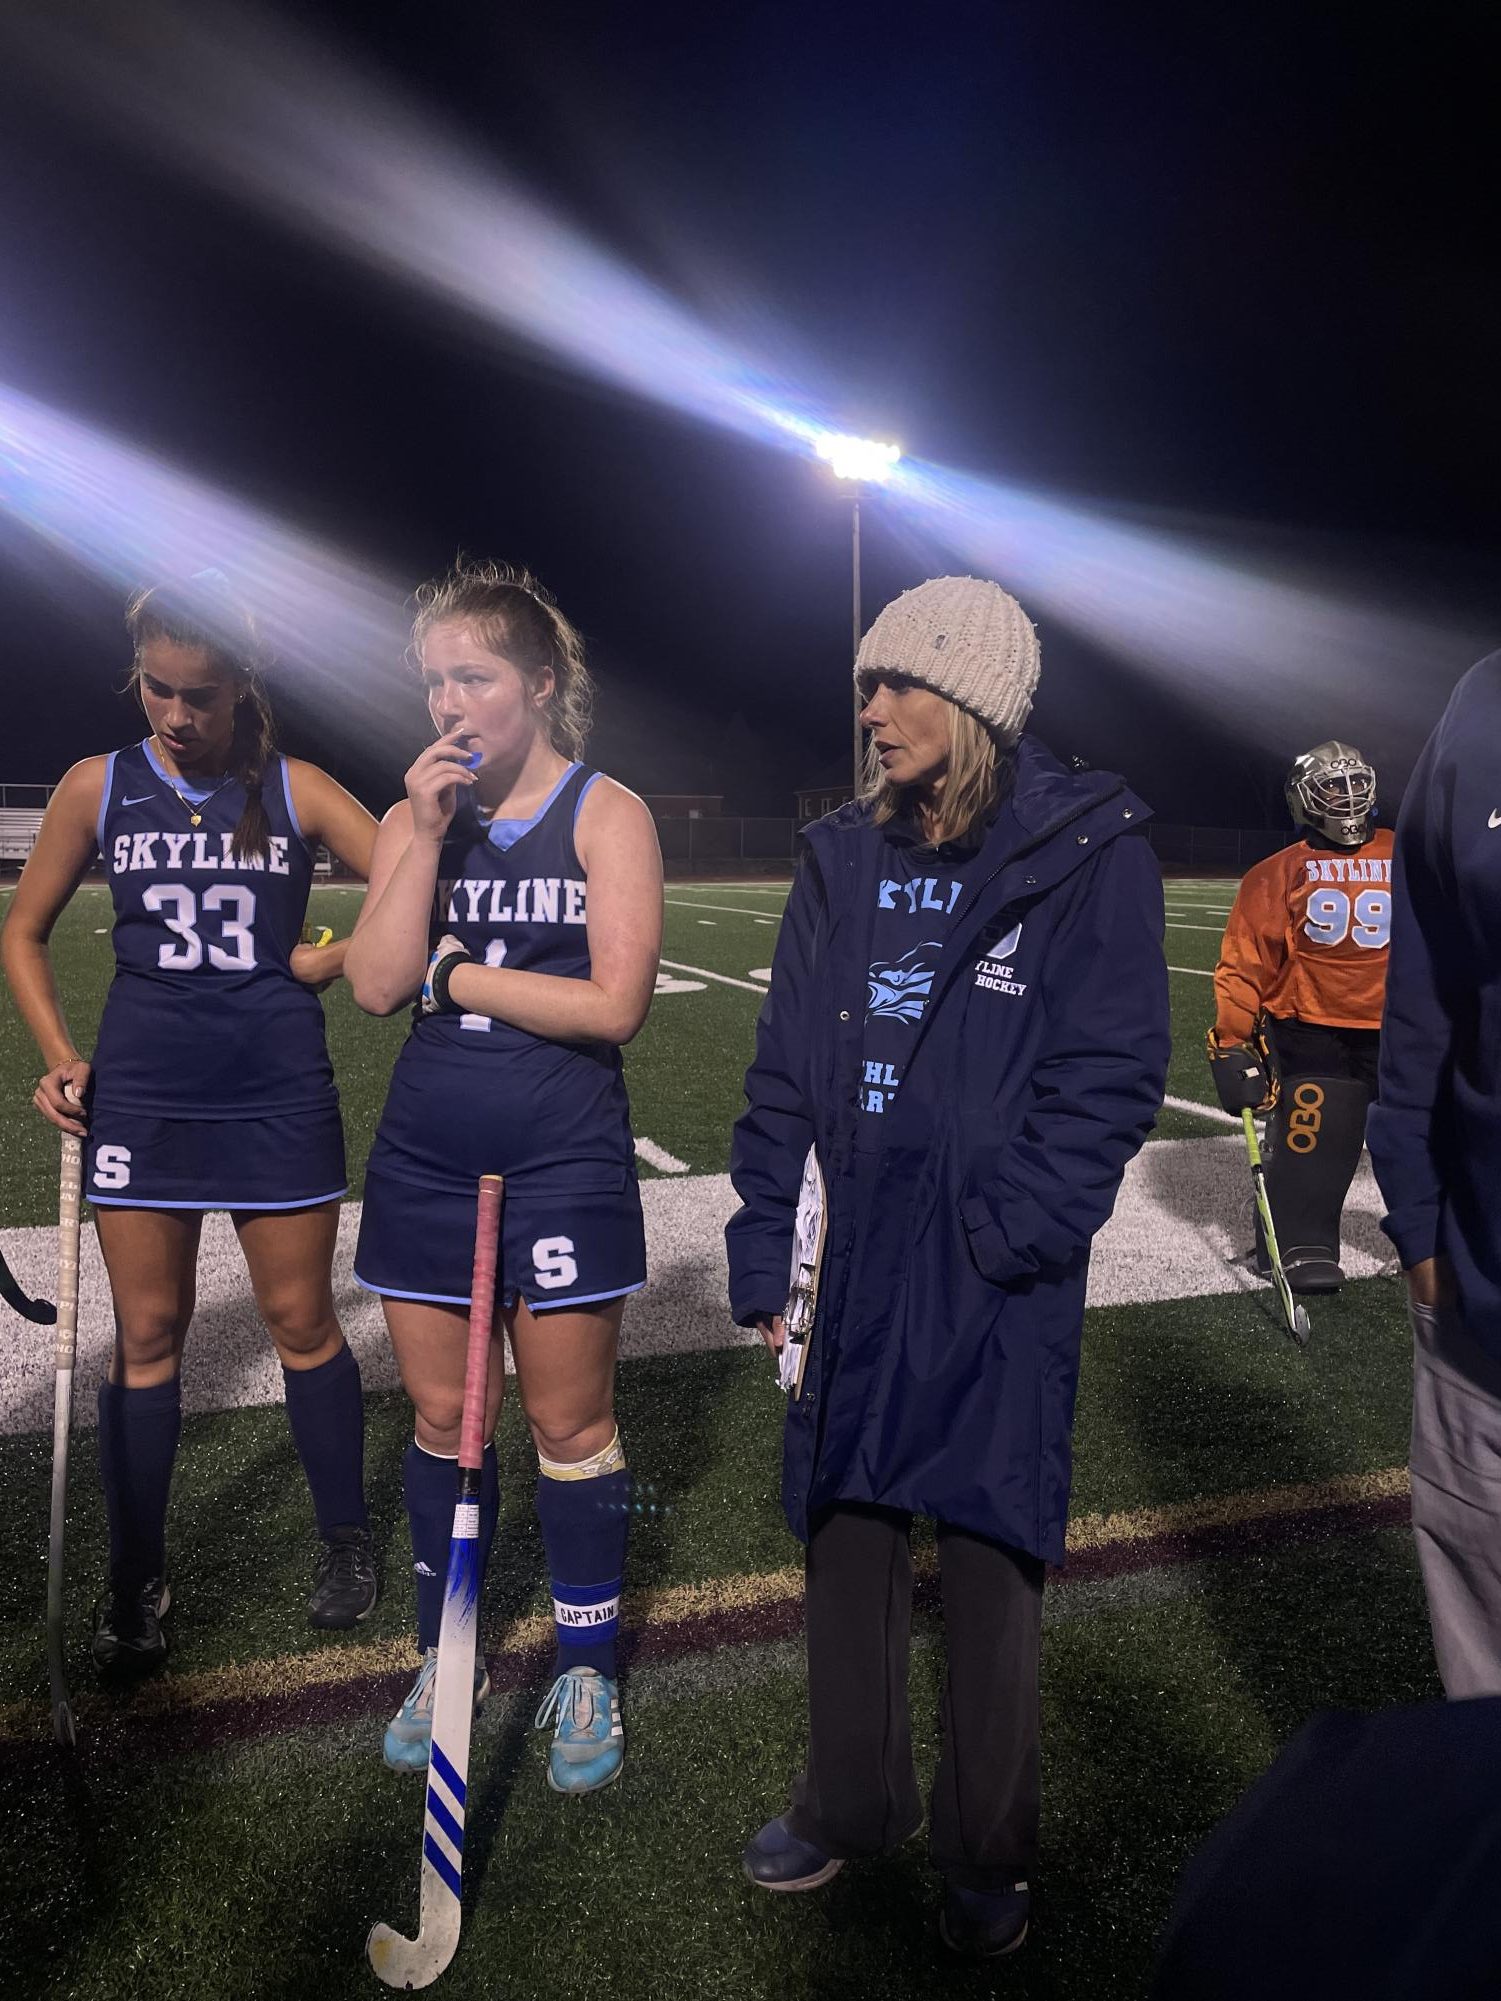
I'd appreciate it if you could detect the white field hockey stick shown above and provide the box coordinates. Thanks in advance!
[1242,1110,1311,1348]
[48,1133,82,1747]
[368,1172,503,1991]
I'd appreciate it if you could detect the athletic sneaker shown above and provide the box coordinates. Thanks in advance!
[939,1880,1031,1959]
[741,1814,844,1892]
[92,1576,171,1675]
[308,1526,379,1629]
[533,1665,624,1794]
[383,1646,491,1774]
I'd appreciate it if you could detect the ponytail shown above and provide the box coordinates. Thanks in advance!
[227,677,276,863]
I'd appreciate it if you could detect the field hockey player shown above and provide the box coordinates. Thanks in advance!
[345,559,662,1794]
[1,571,381,1671]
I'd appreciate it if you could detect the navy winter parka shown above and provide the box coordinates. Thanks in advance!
[725,736,1170,1563]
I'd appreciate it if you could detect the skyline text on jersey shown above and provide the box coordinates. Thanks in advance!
[110,831,295,875]
[436,876,587,926]
[1302,854,1392,883]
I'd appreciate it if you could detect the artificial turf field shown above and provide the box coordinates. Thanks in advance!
[0,876,1430,2000]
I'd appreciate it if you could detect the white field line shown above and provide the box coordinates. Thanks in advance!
[1168,965,1213,978]
[658,958,768,994]
[0,1139,1397,1436]
[673,881,791,892]
[1162,1093,1240,1128]
[635,1138,690,1174]
[665,898,784,920]
[1165,922,1226,933]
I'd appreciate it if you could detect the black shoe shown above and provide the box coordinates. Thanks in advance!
[92,1576,171,1675]
[309,1526,378,1629]
[1284,1252,1344,1295]
[939,1880,1031,1959]
[741,1815,845,1892]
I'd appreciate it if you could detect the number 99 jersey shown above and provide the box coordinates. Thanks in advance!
[1213,826,1397,1045]
[85,739,344,1211]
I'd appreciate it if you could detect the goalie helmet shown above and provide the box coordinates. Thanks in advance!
[1285,741,1376,848]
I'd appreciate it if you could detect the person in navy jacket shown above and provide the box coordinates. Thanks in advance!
[726,576,1170,1959]
[1368,650,1501,1698]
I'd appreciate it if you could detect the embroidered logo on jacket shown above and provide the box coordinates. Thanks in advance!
[866,942,943,1022]
[973,919,1028,998]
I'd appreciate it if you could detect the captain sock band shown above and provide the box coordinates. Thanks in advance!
[536,1431,631,1678]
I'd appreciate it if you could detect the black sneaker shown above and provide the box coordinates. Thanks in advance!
[92,1576,171,1675]
[309,1526,378,1629]
[939,1880,1031,1959]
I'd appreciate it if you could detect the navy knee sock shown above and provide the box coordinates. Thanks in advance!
[535,1464,632,1677]
[97,1377,182,1597]
[403,1441,499,1654]
[282,1343,368,1537]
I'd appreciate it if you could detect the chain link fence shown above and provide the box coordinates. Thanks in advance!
[656,814,1286,875]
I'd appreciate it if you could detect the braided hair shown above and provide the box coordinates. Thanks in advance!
[124,571,275,863]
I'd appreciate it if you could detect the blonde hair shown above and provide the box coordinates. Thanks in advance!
[863,696,1010,847]
[411,558,593,760]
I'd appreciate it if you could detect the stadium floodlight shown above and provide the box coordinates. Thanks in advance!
[5,5,1475,785]
[810,435,902,790]
[814,433,902,484]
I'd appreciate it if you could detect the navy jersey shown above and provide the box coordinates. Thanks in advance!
[90,740,335,1119]
[370,762,634,1184]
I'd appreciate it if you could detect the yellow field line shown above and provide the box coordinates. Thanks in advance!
[1066,1463,1410,1552]
[0,1465,1409,1744]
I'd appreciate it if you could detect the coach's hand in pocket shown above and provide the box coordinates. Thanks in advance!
[1407,1256,1457,1312]
[34,1059,91,1137]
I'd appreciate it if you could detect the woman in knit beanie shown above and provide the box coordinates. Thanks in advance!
[725,576,1170,1959]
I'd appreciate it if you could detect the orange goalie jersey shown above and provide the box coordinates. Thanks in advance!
[1212,827,1395,1044]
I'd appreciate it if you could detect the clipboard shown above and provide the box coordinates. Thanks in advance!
[778,1145,828,1398]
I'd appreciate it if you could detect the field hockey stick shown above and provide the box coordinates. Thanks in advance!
[368,1172,503,1991]
[47,1133,83,1747]
[1242,1109,1311,1348]
[0,1247,56,1325]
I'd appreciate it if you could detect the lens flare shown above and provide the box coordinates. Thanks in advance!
[4,0,1482,778]
[0,380,414,754]
[888,458,1484,765]
[6,0,839,461]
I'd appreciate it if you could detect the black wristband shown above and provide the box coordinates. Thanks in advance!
[429,948,471,1014]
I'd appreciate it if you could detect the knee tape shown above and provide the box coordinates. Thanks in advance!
[538,1428,626,1481]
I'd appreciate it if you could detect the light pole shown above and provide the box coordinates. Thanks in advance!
[814,433,901,795]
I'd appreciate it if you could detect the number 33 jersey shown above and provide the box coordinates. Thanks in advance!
[1213,826,1397,1043]
[90,739,336,1118]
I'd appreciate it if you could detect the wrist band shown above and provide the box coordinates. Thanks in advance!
[428,947,471,1014]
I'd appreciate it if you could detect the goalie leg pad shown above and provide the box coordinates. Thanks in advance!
[1260,1076,1371,1290]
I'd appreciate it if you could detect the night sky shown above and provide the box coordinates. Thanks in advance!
[2,1,1497,827]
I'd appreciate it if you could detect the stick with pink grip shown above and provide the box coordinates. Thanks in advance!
[368,1173,503,1990]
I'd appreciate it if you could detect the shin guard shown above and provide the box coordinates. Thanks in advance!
[1259,1076,1370,1291]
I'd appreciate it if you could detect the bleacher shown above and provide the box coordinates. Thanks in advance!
[0,809,45,864]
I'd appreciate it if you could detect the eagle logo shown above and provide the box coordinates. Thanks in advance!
[866,942,943,1022]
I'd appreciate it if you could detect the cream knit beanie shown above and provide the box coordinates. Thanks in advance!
[855,576,1040,740]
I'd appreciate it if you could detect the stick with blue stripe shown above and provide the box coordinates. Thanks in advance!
[368,1173,503,1990]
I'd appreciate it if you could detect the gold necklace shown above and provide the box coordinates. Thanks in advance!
[154,743,232,827]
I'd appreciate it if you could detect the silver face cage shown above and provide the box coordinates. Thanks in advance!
[1286,748,1376,848]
